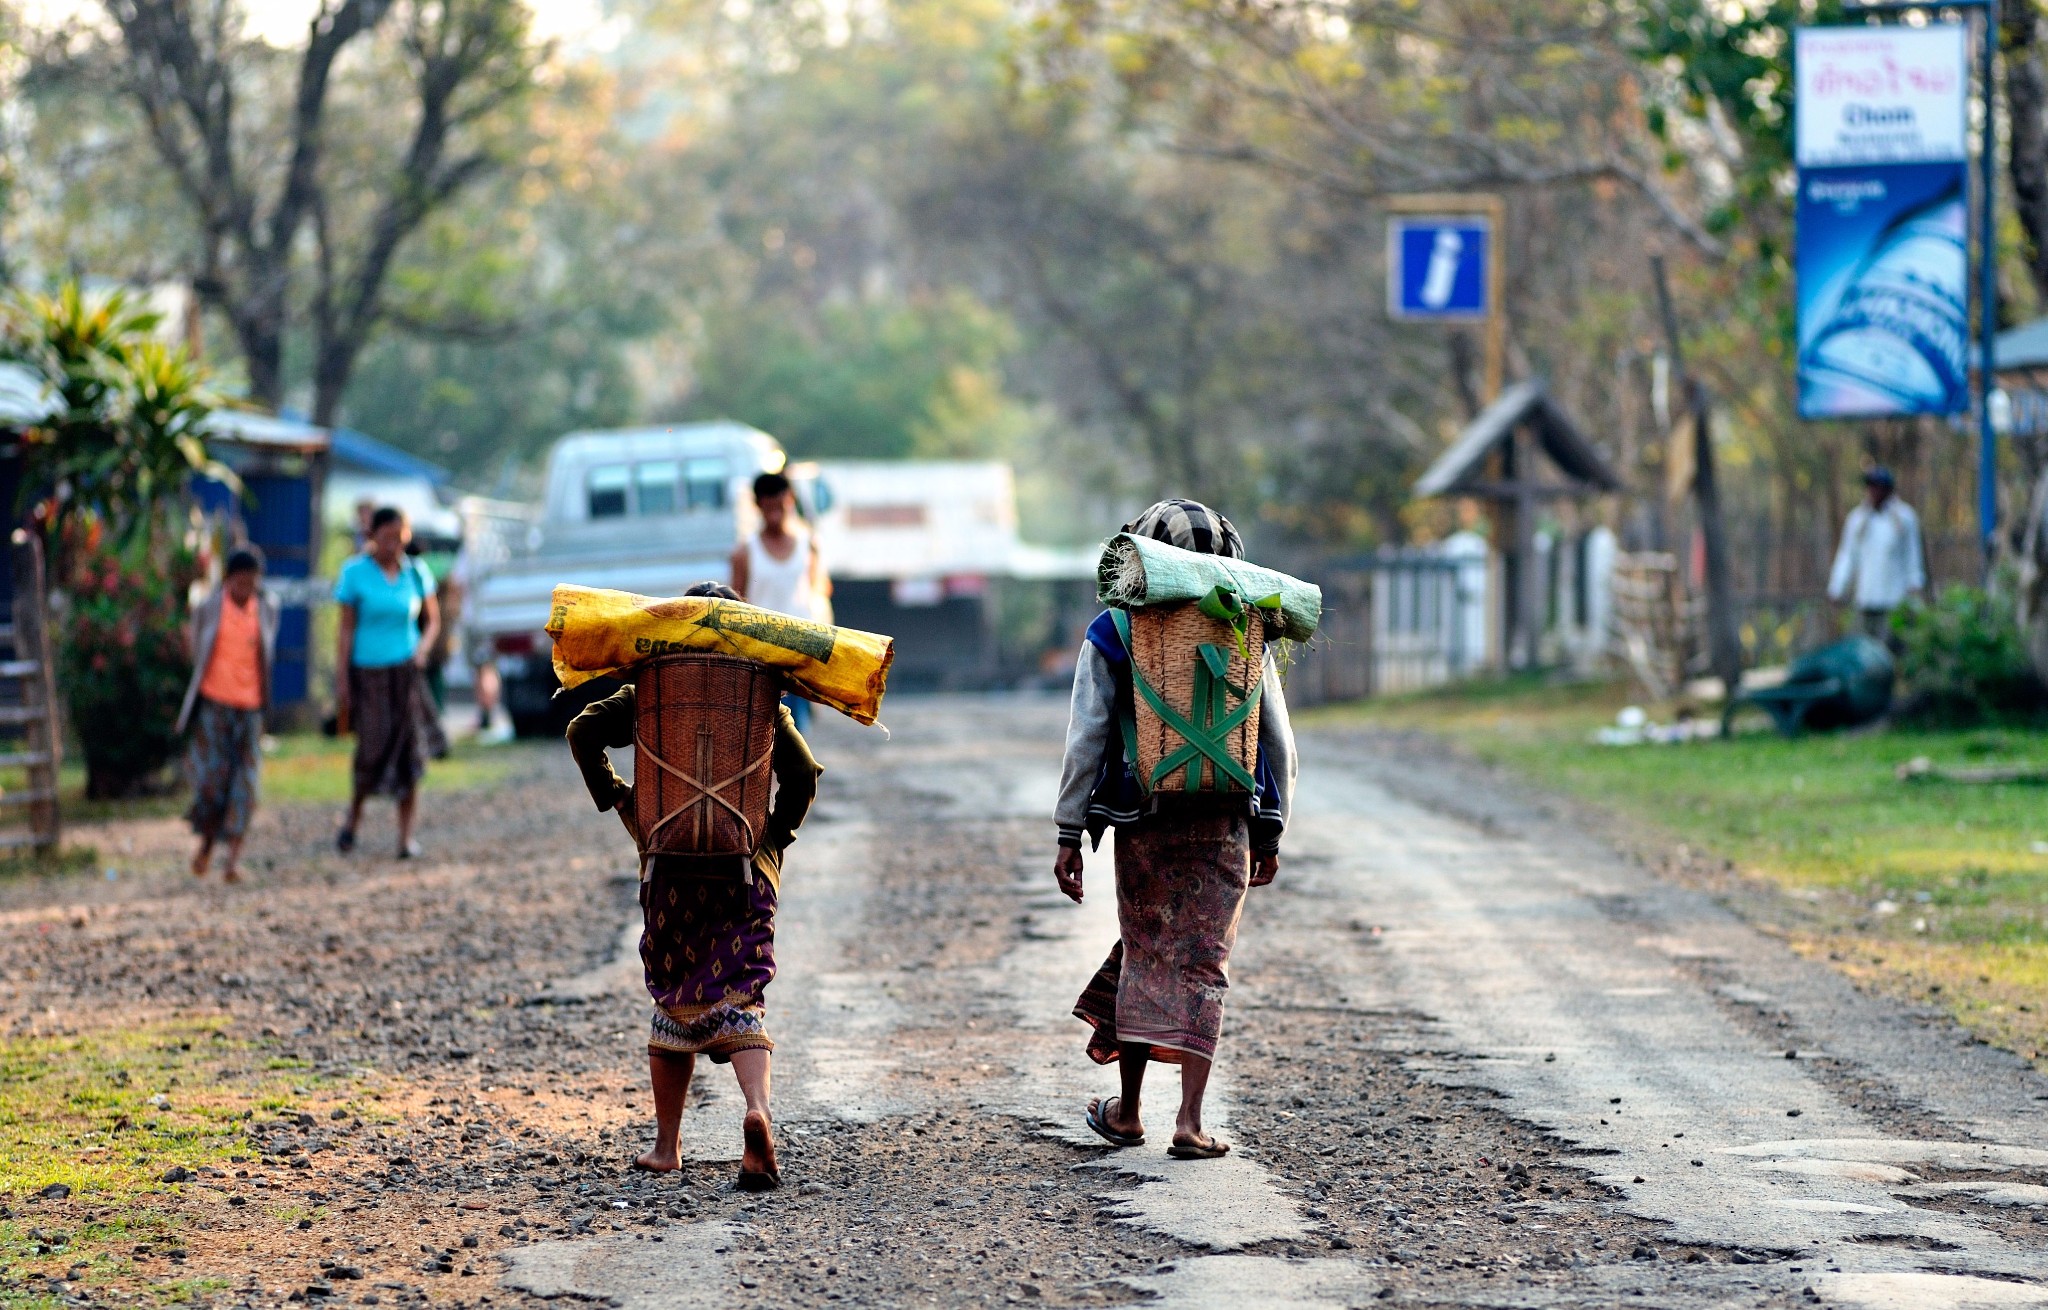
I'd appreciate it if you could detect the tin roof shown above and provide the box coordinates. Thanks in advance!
[0,361,57,427]
[1992,316,2048,373]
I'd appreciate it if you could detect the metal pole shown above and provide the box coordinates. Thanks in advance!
[1482,193,1506,403]
[1979,0,2001,567]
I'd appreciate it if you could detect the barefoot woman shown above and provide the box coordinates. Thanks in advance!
[179,547,278,882]
[565,583,820,1188]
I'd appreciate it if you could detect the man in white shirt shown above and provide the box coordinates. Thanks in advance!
[731,471,830,730]
[1827,467,1925,642]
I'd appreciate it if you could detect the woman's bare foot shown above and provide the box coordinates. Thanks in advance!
[221,866,241,884]
[191,846,210,877]
[633,1145,681,1173]
[738,1110,779,1190]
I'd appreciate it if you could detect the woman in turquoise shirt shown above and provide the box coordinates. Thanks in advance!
[334,506,440,857]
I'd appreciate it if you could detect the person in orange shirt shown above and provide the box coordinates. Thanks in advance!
[177,548,279,882]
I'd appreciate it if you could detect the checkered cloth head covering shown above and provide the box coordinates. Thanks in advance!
[1123,499,1244,559]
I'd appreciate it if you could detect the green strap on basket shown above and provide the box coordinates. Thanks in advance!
[1109,609,1141,771]
[1108,606,1262,793]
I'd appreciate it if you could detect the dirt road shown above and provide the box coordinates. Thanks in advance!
[3,698,2045,1309]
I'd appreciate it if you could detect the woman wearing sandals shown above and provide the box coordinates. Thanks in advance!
[333,506,440,858]
[1053,499,1297,1160]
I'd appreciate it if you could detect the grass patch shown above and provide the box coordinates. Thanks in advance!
[260,732,522,805]
[1311,679,2048,1067]
[0,1017,350,1291]
[0,732,527,831]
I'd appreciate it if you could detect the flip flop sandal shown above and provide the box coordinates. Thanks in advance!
[1085,1097,1145,1148]
[1167,1137,1231,1160]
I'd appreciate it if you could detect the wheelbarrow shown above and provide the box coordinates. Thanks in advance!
[1721,636,1894,738]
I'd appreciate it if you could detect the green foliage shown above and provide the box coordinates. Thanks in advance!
[1635,1,1849,246]
[54,511,201,798]
[341,323,645,478]
[682,291,1028,460]
[0,283,232,535]
[0,281,229,796]
[1892,587,2048,727]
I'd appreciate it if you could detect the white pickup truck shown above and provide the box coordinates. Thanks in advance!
[468,422,824,735]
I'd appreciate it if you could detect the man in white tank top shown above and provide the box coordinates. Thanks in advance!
[731,470,830,728]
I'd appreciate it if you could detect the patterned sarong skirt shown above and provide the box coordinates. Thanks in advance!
[641,860,778,1061]
[185,697,263,841]
[349,662,428,798]
[1073,810,1251,1065]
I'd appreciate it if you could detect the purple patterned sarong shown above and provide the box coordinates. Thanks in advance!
[1073,809,1251,1065]
[640,861,777,1062]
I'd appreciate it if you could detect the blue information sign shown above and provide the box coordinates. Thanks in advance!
[1388,217,1491,320]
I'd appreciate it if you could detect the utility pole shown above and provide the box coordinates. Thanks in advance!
[1651,255,1743,698]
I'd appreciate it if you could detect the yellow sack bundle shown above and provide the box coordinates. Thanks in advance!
[547,584,895,726]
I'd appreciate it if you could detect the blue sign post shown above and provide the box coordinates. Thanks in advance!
[1388,217,1493,320]
[1386,196,1506,401]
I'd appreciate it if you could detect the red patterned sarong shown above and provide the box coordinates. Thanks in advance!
[1073,810,1250,1064]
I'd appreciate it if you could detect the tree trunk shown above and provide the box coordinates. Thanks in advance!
[312,336,356,427]
[2005,10,2048,303]
[1691,383,1743,695]
[230,298,288,412]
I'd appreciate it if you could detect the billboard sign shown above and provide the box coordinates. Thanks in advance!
[1794,25,1968,166]
[1388,217,1491,320]
[1795,24,1970,419]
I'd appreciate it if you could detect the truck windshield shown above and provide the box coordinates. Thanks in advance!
[684,458,727,510]
[588,465,630,519]
[636,461,679,515]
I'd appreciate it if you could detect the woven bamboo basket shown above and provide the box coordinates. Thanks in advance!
[1126,602,1264,795]
[632,653,782,857]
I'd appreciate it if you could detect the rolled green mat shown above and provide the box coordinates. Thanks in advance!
[1097,532,1322,642]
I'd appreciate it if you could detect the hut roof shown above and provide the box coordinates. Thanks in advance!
[1412,377,1623,499]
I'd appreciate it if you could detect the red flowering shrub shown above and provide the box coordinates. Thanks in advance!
[56,512,200,797]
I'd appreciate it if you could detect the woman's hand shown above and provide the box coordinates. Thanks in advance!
[1054,845,1084,903]
[1250,852,1279,887]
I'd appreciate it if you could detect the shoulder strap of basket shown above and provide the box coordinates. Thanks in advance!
[1106,609,1141,771]
[1113,607,1263,793]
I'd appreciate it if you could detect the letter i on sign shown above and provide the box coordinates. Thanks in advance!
[1420,229,1465,310]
